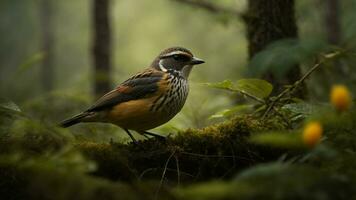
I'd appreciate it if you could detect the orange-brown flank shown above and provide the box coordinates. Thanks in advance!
[107,74,171,131]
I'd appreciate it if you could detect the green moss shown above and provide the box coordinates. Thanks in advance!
[75,116,287,183]
[5,106,356,199]
[0,118,73,155]
[77,141,136,181]
[22,92,124,142]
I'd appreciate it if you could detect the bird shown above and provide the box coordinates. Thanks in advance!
[59,47,205,143]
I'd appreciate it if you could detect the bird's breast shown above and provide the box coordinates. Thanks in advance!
[150,75,189,116]
[107,74,189,131]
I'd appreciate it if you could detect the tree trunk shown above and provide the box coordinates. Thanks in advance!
[92,0,112,98]
[39,0,54,92]
[325,0,341,45]
[246,0,304,97]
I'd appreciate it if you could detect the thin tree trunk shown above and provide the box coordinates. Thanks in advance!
[245,0,304,97]
[325,0,341,45]
[40,0,54,92]
[92,0,112,98]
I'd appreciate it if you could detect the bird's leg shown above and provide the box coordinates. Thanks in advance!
[142,134,150,139]
[139,131,166,140]
[123,128,138,144]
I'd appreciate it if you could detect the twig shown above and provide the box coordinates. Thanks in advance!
[180,151,253,162]
[155,149,176,200]
[220,141,237,179]
[239,90,265,104]
[224,88,265,104]
[139,167,194,180]
[174,156,180,186]
[139,168,158,180]
[262,51,342,119]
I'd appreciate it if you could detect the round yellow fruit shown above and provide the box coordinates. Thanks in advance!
[303,122,322,147]
[330,85,351,112]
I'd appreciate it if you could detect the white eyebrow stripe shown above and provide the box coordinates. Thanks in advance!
[159,59,167,72]
[162,51,191,57]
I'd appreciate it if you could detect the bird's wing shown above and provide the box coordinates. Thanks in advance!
[87,68,165,112]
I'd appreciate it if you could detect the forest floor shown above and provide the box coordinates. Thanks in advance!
[1,101,356,200]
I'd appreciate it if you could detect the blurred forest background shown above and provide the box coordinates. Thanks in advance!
[2,0,355,141]
[1,0,356,199]
[1,0,251,140]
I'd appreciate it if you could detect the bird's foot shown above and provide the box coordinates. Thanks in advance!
[123,128,139,145]
[139,131,166,141]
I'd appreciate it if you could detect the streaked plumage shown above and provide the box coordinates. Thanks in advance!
[60,47,204,142]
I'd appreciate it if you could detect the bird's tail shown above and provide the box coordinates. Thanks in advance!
[59,112,90,128]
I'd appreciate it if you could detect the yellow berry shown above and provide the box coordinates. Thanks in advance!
[330,85,352,112]
[303,122,322,147]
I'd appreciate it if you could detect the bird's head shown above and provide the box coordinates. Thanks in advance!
[151,47,205,78]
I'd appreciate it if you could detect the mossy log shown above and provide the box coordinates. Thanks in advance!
[77,116,289,183]
[2,106,356,199]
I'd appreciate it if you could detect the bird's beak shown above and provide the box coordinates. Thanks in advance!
[190,57,205,65]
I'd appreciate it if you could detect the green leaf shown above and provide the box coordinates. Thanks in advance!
[282,103,318,116]
[209,105,254,119]
[235,79,273,99]
[205,80,234,90]
[248,38,328,78]
[282,102,323,122]
[250,131,303,148]
[205,79,273,99]
[0,100,21,112]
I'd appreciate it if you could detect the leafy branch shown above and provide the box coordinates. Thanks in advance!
[206,50,345,120]
[262,51,343,119]
[205,79,272,104]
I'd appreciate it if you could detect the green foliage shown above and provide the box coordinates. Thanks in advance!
[0,107,291,199]
[282,102,319,116]
[0,158,167,200]
[177,163,356,200]
[236,79,273,99]
[250,131,303,149]
[23,91,90,122]
[280,102,322,124]
[22,92,124,142]
[1,0,356,199]
[2,95,356,199]
[0,100,22,112]
[206,79,273,100]
[0,101,25,137]
[248,38,328,78]
[205,78,273,120]
[209,104,254,119]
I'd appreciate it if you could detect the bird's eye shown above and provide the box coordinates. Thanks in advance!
[173,54,190,62]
